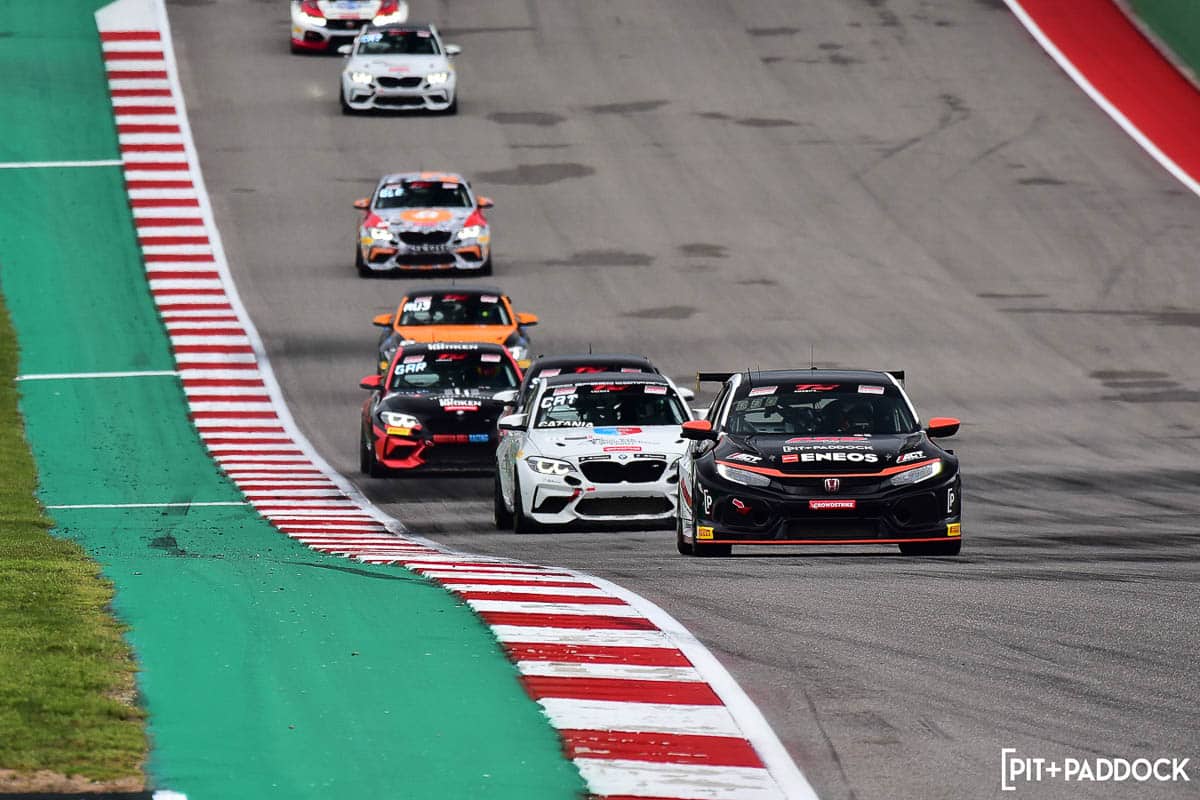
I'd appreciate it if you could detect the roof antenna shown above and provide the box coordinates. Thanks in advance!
[810,344,815,370]
[588,342,593,354]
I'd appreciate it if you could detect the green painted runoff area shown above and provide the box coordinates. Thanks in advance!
[1131,0,1200,76]
[0,3,585,798]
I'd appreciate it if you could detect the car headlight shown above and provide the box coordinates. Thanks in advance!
[715,462,771,487]
[886,459,943,487]
[526,456,574,476]
[350,71,374,85]
[380,411,421,430]
[374,12,406,24]
[300,12,327,26]
[369,226,391,240]
[426,71,451,86]
[455,224,483,241]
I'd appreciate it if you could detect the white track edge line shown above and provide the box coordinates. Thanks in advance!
[1003,0,1200,198]
[0,159,124,169]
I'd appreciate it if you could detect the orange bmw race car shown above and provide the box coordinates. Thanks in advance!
[372,286,538,371]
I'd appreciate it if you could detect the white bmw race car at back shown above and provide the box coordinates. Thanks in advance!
[494,373,693,532]
[290,0,408,53]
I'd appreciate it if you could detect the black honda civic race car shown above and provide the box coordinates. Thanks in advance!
[677,369,962,556]
[358,341,521,475]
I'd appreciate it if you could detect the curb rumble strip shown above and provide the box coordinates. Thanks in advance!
[96,1,819,798]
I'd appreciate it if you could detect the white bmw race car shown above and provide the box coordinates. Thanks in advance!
[290,0,408,54]
[494,373,693,532]
[339,24,460,114]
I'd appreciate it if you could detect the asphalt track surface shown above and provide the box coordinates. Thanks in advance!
[169,1,1200,798]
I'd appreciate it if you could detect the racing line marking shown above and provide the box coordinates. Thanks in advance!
[0,159,124,169]
[15,370,180,381]
[95,1,820,798]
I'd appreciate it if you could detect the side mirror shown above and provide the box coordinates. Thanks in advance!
[359,374,383,390]
[372,312,394,328]
[478,196,494,209]
[926,416,960,438]
[676,387,695,402]
[444,44,462,56]
[516,312,538,326]
[492,389,519,404]
[681,419,717,441]
[353,197,370,210]
[498,412,527,431]
[338,44,354,55]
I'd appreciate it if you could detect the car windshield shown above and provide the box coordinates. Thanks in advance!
[534,383,687,428]
[356,29,440,56]
[389,351,518,392]
[374,181,471,209]
[398,293,510,326]
[725,383,918,436]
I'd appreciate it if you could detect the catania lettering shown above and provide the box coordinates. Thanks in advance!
[800,452,879,463]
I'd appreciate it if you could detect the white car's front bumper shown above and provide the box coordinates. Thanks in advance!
[516,458,679,526]
[341,74,456,111]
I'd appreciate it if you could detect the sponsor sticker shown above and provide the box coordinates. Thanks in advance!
[809,499,856,510]
[385,426,412,436]
[947,523,961,537]
[782,454,798,463]
[553,386,576,396]
[443,182,458,190]
[858,385,885,395]
[620,367,643,373]
[469,433,490,443]
[748,386,776,397]
[645,385,668,394]
[795,384,839,392]
[395,362,427,374]
[403,297,432,312]
[896,450,926,464]
[403,355,425,364]
[727,453,763,464]
[593,427,643,436]
[697,525,714,540]
[437,353,468,362]
[481,294,499,303]
[481,353,501,363]
[540,368,562,377]
[603,445,642,453]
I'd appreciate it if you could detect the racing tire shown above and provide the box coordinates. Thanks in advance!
[493,472,514,530]
[512,476,540,534]
[477,256,493,277]
[443,95,459,116]
[898,539,962,557]
[340,90,355,116]
[675,510,693,556]
[359,427,389,478]
[355,245,371,277]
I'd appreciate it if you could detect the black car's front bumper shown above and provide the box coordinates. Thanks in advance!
[692,471,961,544]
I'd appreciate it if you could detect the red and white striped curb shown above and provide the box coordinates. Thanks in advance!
[97,1,819,798]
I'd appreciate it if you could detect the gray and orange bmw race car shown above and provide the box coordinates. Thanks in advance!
[676,369,962,556]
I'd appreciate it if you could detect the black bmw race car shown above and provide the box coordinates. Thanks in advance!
[358,342,521,475]
[677,369,962,556]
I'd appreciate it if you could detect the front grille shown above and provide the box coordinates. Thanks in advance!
[781,518,881,539]
[399,231,453,246]
[377,76,424,89]
[534,495,572,514]
[575,496,673,517]
[579,459,666,484]
[325,18,369,30]
[394,252,457,265]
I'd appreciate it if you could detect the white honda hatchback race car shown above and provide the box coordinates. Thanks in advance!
[338,24,460,114]
[290,1,408,54]
[494,373,693,532]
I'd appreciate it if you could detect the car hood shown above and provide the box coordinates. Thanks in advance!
[378,390,508,419]
[717,432,939,474]
[317,0,382,19]
[393,324,514,345]
[373,205,474,234]
[346,54,449,76]
[527,425,689,460]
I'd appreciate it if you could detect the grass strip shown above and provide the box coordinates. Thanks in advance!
[0,298,146,785]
